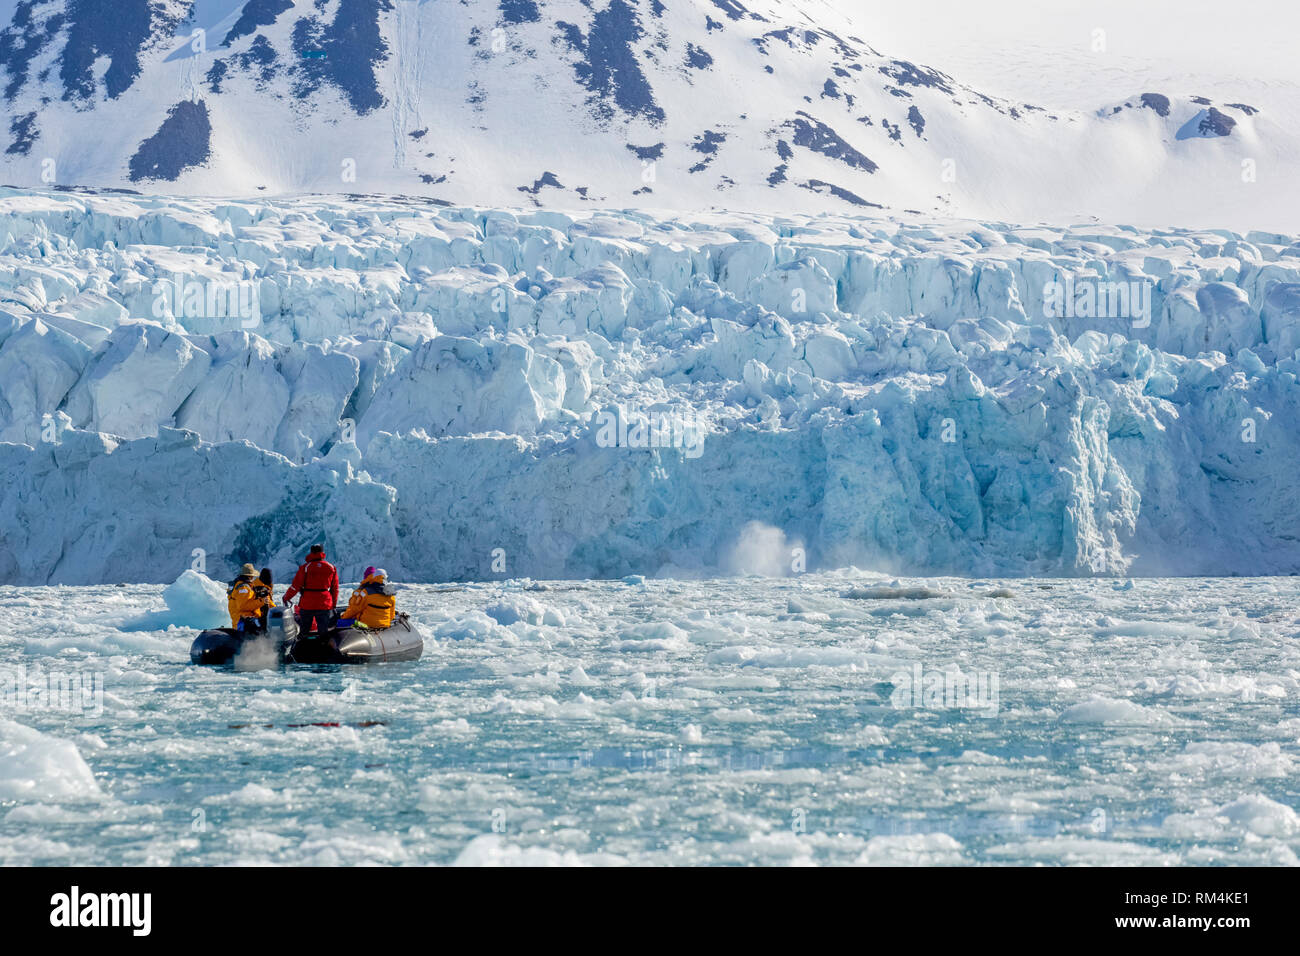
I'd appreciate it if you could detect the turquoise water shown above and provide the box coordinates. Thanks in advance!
[2,574,1298,865]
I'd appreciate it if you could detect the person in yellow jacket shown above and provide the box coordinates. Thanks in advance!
[337,567,397,630]
[227,564,275,631]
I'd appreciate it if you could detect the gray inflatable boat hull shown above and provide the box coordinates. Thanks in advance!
[190,608,424,665]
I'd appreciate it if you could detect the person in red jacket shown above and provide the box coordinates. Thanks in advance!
[283,544,339,638]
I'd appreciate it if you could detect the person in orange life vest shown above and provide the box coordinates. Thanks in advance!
[282,544,339,638]
[228,564,274,631]
[337,567,397,630]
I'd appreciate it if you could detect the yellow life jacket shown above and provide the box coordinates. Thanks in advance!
[346,573,396,629]
[227,576,275,627]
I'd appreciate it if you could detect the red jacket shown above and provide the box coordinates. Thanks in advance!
[283,554,339,610]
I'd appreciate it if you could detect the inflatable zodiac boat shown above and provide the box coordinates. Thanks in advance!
[190,606,425,666]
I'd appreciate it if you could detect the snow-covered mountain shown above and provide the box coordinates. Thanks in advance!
[0,0,1294,229]
[2,188,1299,584]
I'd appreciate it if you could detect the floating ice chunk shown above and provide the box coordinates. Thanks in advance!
[851,725,889,746]
[1168,741,1293,778]
[485,598,548,626]
[708,646,865,668]
[452,834,626,867]
[617,622,689,651]
[0,720,102,802]
[160,570,229,630]
[113,568,231,632]
[739,830,817,863]
[432,718,476,737]
[1227,620,1260,641]
[953,750,1001,764]
[435,613,498,641]
[687,625,750,646]
[1058,696,1172,725]
[219,783,281,806]
[844,585,952,600]
[710,707,762,723]
[1163,793,1300,839]
[985,837,1178,865]
[855,833,965,866]
[1216,795,1300,837]
[568,665,596,686]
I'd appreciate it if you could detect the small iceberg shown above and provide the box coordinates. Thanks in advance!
[121,569,229,631]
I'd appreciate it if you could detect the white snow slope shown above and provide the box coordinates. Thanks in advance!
[1,188,1298,584]
[0,0,1296,230]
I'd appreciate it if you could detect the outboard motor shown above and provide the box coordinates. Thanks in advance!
[190,606,294,666]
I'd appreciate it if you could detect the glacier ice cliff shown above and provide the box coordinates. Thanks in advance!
[0,189,1298,583]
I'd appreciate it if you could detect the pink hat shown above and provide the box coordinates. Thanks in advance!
[364,566,377,578]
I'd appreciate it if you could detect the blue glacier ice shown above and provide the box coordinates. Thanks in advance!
[1,190,1298,584]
